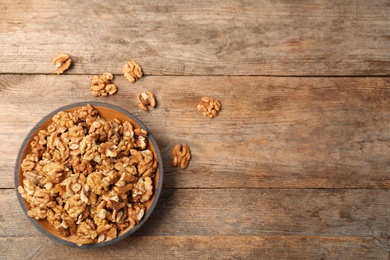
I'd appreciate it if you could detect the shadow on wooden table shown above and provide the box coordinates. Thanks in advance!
[129,135,180,237]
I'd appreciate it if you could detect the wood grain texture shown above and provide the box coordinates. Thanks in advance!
[3,188,390,258]
[2,1,390,258]
[1,75,389,189]
[1,0,390,75]
[0,236,388,260]
[3,188,390,238]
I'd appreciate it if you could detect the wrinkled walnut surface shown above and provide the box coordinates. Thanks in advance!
[52,54,72,74]
[18,104,158,245]
[171,144,191,169]
[197,97,221,119]
[137,91,156,111]
[90,73,117,97]
[123,60,143,83]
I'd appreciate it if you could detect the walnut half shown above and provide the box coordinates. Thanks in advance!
[90,73,118,97]
[52,54,72,74]
[123,60,143,83]
[197,97,221,119]
[171,144,191,169]
[137,91,156,111]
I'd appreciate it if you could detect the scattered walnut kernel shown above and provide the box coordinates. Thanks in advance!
[18,104,158,245]
[123,60,143,83]
[197,97,221,119]
[52,53,72,74]
[137,91,156,111]
[90,73,118,97]
[171,144,191,169]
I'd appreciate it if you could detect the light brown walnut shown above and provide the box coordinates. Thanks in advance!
[171,144,191,169]
[197,96,222,119]
[131,177,153,203]
[76,219,98,245]
[89,118,111,142]
[73,104,99,123]
[123,60,143,83]
[64,194,86,218]
[79,136,98,161]
[136,91,156,112]
[134,128,148,150]
[90,73,117,97]
[129,149,157,177]
[127,203,145,226]
[52,53,72,74]
[52,111,77,128]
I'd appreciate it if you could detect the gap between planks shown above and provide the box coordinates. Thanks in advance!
[1,72,390,78]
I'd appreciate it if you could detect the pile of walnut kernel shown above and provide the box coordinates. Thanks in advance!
[17,104,158,245]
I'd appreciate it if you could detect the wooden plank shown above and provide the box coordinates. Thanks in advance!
[1,0,390,75]
[3,188,390,238]
[1,75,390,189]
[0,236,388,259]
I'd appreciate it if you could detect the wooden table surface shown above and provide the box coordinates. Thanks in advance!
[1,0,390,259]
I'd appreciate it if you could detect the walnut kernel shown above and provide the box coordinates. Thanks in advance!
[171,144,191,169]
[137,91,156,112]
[197,97,221,119]
[90,73,117,97]
[123,60,143,83]
[52,53,72,74]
